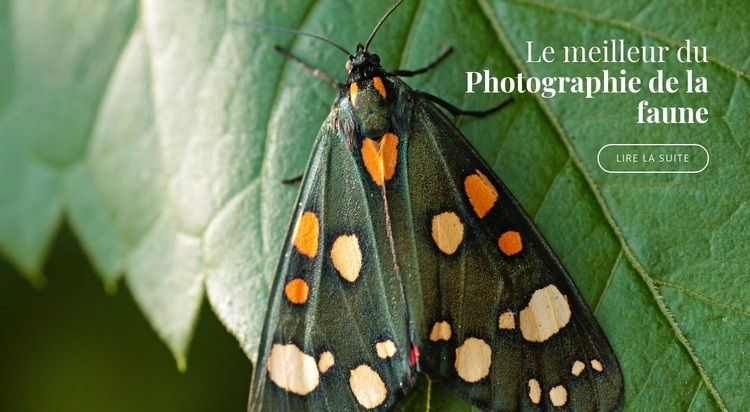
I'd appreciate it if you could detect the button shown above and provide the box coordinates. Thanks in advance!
[597,144,709,174]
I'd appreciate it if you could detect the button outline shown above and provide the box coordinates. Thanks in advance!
[597,143,709,174]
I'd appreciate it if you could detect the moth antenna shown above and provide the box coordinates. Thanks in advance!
[234,21,352,57]
[364,0,404,51]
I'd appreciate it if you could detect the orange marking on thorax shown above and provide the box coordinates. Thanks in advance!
[372,77,387,100]
[464,170,498,218]
[361,132,399,186]
[293,211,320,257]
[284,278,310,304]
[350,82,359,107]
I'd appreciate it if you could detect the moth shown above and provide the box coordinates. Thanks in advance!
[249,1,623,410]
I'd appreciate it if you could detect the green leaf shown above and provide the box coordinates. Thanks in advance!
[1,0,139,282]
[1,0,747,410]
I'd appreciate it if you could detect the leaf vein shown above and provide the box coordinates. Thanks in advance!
[476,0,729,409]
[532,157,571,221]
[654,279,750,319]
[687,381,704,411]
[593,249,622,316]
[502,0,750,81]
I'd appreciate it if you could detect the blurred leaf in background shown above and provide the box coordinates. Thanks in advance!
[0,226,251,412]
[0,0,747,410]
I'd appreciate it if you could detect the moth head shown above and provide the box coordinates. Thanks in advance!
[345,44,385,84]
[346,43,381,73]
[345,0,401,81]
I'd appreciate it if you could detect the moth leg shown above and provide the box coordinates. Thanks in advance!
[418,91,514,117]
[389,46,453,77]
[281,173,303,185]
[273,45,342,88]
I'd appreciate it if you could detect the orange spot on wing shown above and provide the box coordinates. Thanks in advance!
[498,231,523,256]
[372,77,387,100]
[464,170,498,218]
[350,82,359,107]
[361,132,399,186]
[285,278,310,304]
[293,211,319,257]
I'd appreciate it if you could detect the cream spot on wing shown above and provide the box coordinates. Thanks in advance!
[431,211,464,255]
[375,340,398,359]
[429,321,452,341]
[519,284,571,342]
[454,337,492,383]
[267,343,319,395]
[293,211,319,258]
[528,378,541,404]
[591,359,604,372]
[498,311,516,330]
[349,364,387,409]
[464,170,498,218]
[549,385,568,407]
[330,234,363,282]
[317,351,334,374]
[572,360,585,376]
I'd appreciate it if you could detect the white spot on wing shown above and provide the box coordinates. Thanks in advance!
[330,234,363,282]
[528,378,541,404]
[591,359,604,372]
[318,351,334,374]
[349,364,387,409]
[431,211,464,255]
[267,343,319,395]
[572,360,585,376]
[519,284,571,342]
[454,337,492,382]
[498,311,515,330]
[375,340,397,359]
[429,321,452,341]
[549,385,568,407]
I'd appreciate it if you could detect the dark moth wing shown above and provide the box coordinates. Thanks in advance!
[249,101,418,411]
[249,70,623,410]
[249,17,623,409]
[394,84,624,410]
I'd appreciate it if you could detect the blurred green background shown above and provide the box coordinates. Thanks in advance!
[0,225,251,412]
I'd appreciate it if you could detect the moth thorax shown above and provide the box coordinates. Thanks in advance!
[350,78,390,138]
